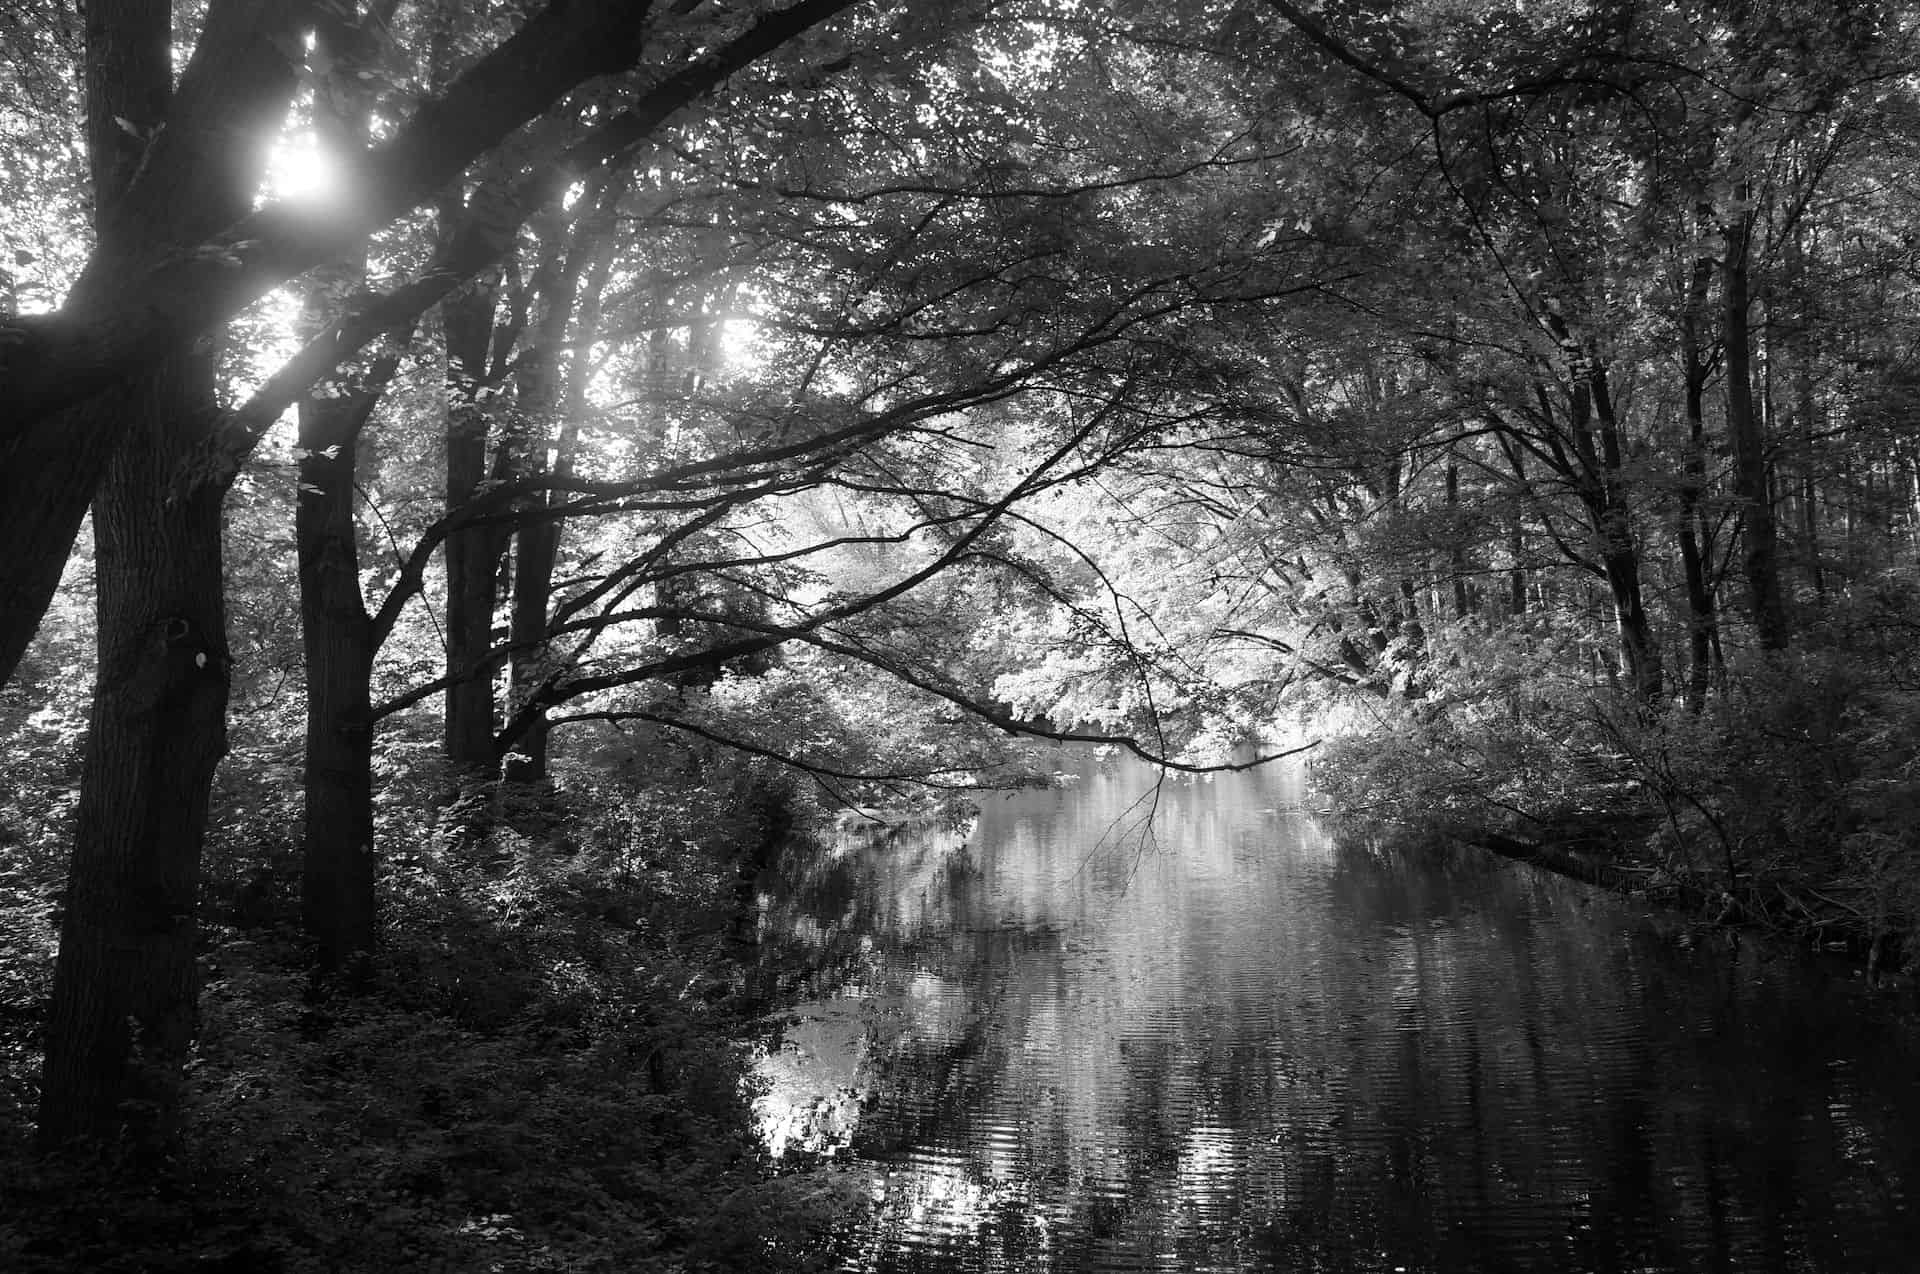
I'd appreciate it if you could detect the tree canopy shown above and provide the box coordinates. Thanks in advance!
[4,0,1920,1263]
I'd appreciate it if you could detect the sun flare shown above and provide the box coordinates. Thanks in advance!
[263,130,342,204]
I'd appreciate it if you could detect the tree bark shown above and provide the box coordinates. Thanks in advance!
[39,353,231,1148]
[294,3,405,976]
[503,206,592,783]
[441,268,507,778]
[297,390,379,975]
[1446,456,1471,619]
[443,408,503,776]
[1785,227,1826,602]
[35,0,300,1149]
[0,0,310,693]
[1575,364,1663,703]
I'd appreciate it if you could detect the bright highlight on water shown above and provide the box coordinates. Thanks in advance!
[757,754,1920,1273]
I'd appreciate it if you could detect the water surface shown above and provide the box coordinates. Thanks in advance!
[755,753,1919,1272]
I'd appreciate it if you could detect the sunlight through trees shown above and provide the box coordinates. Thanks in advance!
[2,0,1920,1266]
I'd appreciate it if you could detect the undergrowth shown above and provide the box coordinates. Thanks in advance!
[0,739,861,1273]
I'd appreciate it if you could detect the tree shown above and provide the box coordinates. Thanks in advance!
[294,1,407,975]
[36,0,315,1149]
[28,0,873,1148]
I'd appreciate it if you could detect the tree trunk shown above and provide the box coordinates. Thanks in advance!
[1677,260,1720,714]
[1723,221,1790,650]
[1504,446,1528,618]
[503,205,591,784]
[0,0,293,692]
[503,180,629,781]
[1446,457,1471,619]
[297,396,377,975]
[293,5,404,975]
[443,402,501,775]
[441,271,506,779]
[35,0,308,1149]
[1577,366,1663,703]
[1785,228,1826,603]
[38,352,231,1148]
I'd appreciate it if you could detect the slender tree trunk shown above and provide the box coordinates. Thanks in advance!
[1447,457,1471,619]
[505,534,560,780]
[1503,447,1528,618]
[504,193,611,783]
[1677,260,1720,714]
[1675,385,1718,714]
[441,272,505,778]
[1785,228,1826,603]
[1576,366,1663,703]
[297,394,377,974]
[443,401,501,774]
[1724,220,1790,650]
[295,1,405,977]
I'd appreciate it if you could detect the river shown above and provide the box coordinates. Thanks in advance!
[752,751,1920,1272]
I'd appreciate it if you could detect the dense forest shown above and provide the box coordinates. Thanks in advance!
[2,0,1918,1268]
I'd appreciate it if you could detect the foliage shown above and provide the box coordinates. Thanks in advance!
[0,737,859,1273]
[1312,570,1920,971]
[8,0,1920,1256]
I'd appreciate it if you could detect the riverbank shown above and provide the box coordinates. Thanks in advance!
[1305,652,1920,991]
[1316,779,1918,990]
[1448,818,1911,986]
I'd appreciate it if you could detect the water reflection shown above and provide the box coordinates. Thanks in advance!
[756,753,1920,1272]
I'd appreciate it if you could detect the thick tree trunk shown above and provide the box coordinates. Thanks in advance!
[38,352,231,1148]
[1723,224,1790,650]
[36,0,300,1149]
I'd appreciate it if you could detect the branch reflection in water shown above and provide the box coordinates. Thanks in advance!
[753,751,1920,1273]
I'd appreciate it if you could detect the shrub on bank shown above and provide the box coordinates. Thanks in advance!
[1311,630,1920,976]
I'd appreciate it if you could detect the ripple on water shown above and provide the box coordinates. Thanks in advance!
[757,754,1920,1273]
